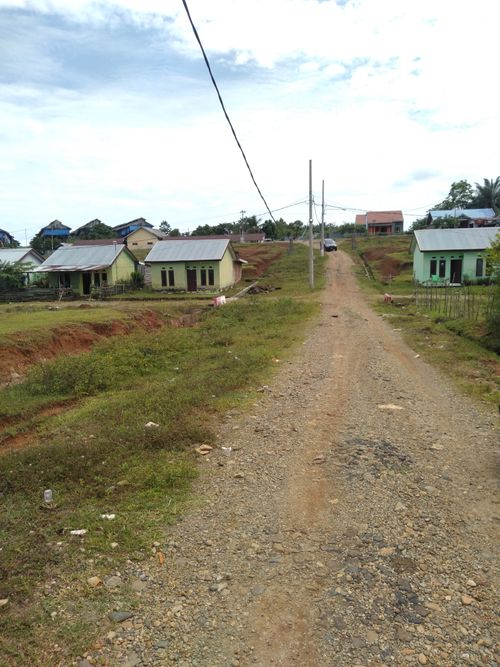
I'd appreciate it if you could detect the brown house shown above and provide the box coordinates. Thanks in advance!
[355,211,404,235]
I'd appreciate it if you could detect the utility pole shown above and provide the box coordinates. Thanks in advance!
[320,179,325,257]
[240,209,246,243]
[308,160,314,288]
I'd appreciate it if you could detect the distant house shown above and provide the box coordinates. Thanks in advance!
[125,227,167,250]
[38,219,71,240]
[0,229,16,247]
[113,217,153,238]
[355,211,404,235]
[72,238,124,246]
[426,208,497,228]
[0,247,45,283]
[145,239,245,291]
[37,244,137,295]
[175,233,265,243]
[71,218,110,237]
[411,227,500,284]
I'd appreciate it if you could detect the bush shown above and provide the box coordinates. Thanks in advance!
[25,353,116,396]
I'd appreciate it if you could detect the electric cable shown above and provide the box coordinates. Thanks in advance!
[180,0,276,223]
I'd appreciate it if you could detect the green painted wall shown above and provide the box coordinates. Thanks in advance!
[413,249,487,283]
[46,250,136,294]
[149,249,237,291]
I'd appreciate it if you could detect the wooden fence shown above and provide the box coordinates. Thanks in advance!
[414,284,494,320]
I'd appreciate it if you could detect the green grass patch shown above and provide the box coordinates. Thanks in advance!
[377,303,500,404]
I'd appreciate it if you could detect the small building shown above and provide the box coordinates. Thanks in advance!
[38,219,72,239]
[37,244,137,295]
[426,208,497,228]
[145,239,245,291]
[411,227,500,284]
[113,217,153,238]
[0,247,45,283]
[125,227,167,250]
[355,211,404,235]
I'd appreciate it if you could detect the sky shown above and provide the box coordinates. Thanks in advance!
[1,0,499,243]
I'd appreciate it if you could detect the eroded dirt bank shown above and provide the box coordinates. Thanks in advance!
[0,308,198,385]
[76,252,498,667]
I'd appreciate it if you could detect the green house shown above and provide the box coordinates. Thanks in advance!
[145,239,245,291]
[411,227,500,284]
[37,244,137,295]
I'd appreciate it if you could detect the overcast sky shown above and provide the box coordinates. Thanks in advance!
[1,0,499,242]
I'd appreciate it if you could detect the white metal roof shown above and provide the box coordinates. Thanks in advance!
[145,239,231,263]
[0,247,43,265]
[413,227,500,252]
[37,244,129,271]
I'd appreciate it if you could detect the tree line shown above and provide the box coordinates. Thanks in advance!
[409,177,500,231]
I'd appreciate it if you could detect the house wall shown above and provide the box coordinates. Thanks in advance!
[413,249,487,283]
[126,228,159,250]
[46,250,136,293]
[150,252,240,290]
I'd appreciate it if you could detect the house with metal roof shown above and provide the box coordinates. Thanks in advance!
[0,247,45,284]
[411,227,500,284]
[113,217,153,238]
[37,244,137,295]
[145,239,245,291]
[125,227,167,250]
[0,229,16,247]
[426,208,497,228]
[355,211,404,235]
[37,219,72,239]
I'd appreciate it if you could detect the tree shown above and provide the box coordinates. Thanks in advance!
[0,261,27,290]
[436,180,475,210]
[159,220,171,234]
[75,222,115,240]
[30,234,62,256]
[170,228,181,237]
[473,177,500,213]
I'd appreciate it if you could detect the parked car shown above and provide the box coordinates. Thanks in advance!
[324,238,337,252]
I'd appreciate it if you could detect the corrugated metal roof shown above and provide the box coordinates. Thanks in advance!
[145,239,231,262]
[37,244,127,271]
[0,248,43,264]
[429,208,496,219]
[414,227,500,252]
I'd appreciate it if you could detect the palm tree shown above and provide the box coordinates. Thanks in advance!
[474,177,500,213]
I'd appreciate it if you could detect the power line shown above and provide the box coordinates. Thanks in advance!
[180,0,276,223]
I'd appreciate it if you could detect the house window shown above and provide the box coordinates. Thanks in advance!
[168,269,175,286]
[200,269,207,286]
[476,257,484,277]
[430,258,437,277]
[439,258,446,278]
[147,242,153,245]
[161,269,167,287]
[208,267,214,286]
[132,242,138,246]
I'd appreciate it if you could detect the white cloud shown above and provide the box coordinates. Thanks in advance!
[0,0,499,238]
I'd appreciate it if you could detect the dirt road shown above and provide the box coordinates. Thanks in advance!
[86,251,498,667]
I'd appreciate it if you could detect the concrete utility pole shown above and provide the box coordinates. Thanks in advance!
[308,160,314,288]
[320,179,325,257]
[240,210,246,243]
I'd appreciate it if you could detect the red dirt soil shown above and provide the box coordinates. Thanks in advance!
[238,244,287,279]
[0,309,167,385]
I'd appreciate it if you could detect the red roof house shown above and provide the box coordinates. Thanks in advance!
[355,211,404,235]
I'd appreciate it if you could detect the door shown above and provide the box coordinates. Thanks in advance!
[186,268,197,291]
[82,273,92,295]
[450,258,462,283]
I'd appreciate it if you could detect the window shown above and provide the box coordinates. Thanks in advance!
[430,258,437,277]
[476,257,484,277]
[132,242,138,246]
[147,242,153,245]
[161,269,167,287]
[168,269,175,286]
[200,269,207,286]
[208,268,214,286]
[439,258,446,278]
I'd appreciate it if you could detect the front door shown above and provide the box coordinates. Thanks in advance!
[450,258,462,283]
[82,273,92,295]
[186,269,197,292]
